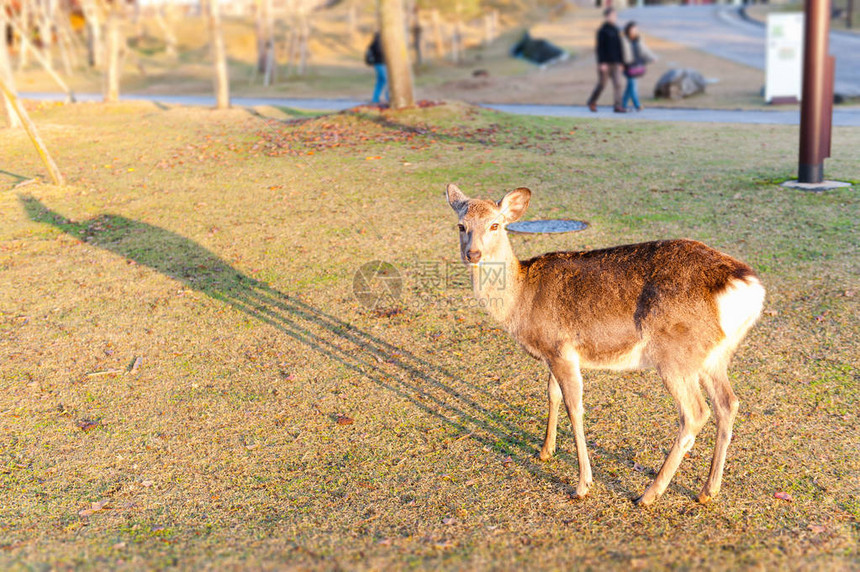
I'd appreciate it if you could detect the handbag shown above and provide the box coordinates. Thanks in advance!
[626,64,646,78]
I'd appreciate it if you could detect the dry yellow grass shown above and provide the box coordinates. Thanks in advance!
[0,100,858,569]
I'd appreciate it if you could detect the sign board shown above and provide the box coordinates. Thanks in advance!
[765,13,804,104]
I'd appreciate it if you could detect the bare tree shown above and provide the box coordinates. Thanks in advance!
[81,0,104,68]
[0,5,23,128]
[7,9,76,101]
[204,0,230,108]
[379,0,414,109]
[104,0,124,102]
[154,5,177,58]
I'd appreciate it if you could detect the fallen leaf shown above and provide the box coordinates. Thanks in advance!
[78,509,94,517]
[378,538,392,546]
[77,419,100,432]
[92,499,109,511]
[141,480,154,487]
[336,414,354,426]
[442,517,455,525]
[774,491,793,501]
[501,456,513,466]
[808,524,826,534]
[112,542,126,549]
[633,462,647,473]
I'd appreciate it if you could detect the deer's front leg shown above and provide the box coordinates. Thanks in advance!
[539,372,563,461]
[549,350,593,499]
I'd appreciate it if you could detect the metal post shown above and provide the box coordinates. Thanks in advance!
[798,0,834,183]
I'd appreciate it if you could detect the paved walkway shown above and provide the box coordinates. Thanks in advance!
[20,92,860,127]
[621,5,860,98]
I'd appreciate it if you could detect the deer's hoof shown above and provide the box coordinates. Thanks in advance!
[696,492,713,505]
[633,492,657,507]
[537,448,554,462]
[574,484,591,499]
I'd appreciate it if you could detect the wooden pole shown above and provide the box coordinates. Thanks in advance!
[0,78,65,185]
[798,0,834,183]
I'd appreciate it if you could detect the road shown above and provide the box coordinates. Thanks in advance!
[620,5,860,98]
[20,92,860,127]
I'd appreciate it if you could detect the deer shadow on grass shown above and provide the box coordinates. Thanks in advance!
[20,195,663,502]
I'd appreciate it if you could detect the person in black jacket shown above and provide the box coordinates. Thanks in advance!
[586,8,625,113]
[365,32,388,104]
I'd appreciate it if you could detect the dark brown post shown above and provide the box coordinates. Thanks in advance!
[798,0,835,183]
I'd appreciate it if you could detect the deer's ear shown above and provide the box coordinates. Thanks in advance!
[446,183,469,215]
[499,187,531,222]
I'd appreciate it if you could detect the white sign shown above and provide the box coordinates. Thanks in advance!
[765,13,804,103]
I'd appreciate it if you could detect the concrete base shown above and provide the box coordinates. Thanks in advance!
[781,180,853,192]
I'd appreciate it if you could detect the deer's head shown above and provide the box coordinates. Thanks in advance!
[445,184,531,265]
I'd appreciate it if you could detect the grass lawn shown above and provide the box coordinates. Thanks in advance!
[0,100,857,569]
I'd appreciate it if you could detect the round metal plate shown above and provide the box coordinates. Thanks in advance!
[506,219,588,234]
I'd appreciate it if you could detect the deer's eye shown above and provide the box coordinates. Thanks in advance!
[489,223,500,231]
[457,224,466,232]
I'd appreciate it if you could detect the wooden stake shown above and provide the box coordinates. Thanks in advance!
[0,78,65,186]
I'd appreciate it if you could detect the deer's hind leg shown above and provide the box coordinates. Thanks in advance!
[635,369,710,506]
[697,362,739,504]
[539,372,563,461]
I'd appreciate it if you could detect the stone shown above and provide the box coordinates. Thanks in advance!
[654,69,707,100]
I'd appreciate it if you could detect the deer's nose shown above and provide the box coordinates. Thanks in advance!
[466,250,482,263]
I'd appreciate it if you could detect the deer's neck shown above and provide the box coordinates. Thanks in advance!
[468,238,522,325]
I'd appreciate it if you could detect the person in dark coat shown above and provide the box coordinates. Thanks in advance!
[366,32,388,104]
[586,8,625,113]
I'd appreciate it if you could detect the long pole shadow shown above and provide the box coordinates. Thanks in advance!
[21,196,640,500]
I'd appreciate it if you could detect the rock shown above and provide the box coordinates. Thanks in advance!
[654,69,707,100]
[511,32,569,66]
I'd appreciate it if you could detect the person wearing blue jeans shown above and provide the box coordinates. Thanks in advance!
[622,76,641,111]
[372,62,388,104]
[366,33,388,104]
[621,22,657,112]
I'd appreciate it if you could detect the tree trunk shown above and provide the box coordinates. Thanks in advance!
[104,4,122,102]
[262,0,276,84]
[378,0,413,109]
[37,0,54,71]
[154,7,176,58]
[8,12,75,101]
[205,0,230,109]
[410,4,422,67]
[255,0,267,73]
[18,0,31,70]
[431,10,444,59]
[83,0,103,67]
[0,8,23,128]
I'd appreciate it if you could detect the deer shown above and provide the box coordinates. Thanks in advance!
[445,183,765,505]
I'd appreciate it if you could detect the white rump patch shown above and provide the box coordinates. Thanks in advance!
[704,276,765,370]
[716,277,766,339]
